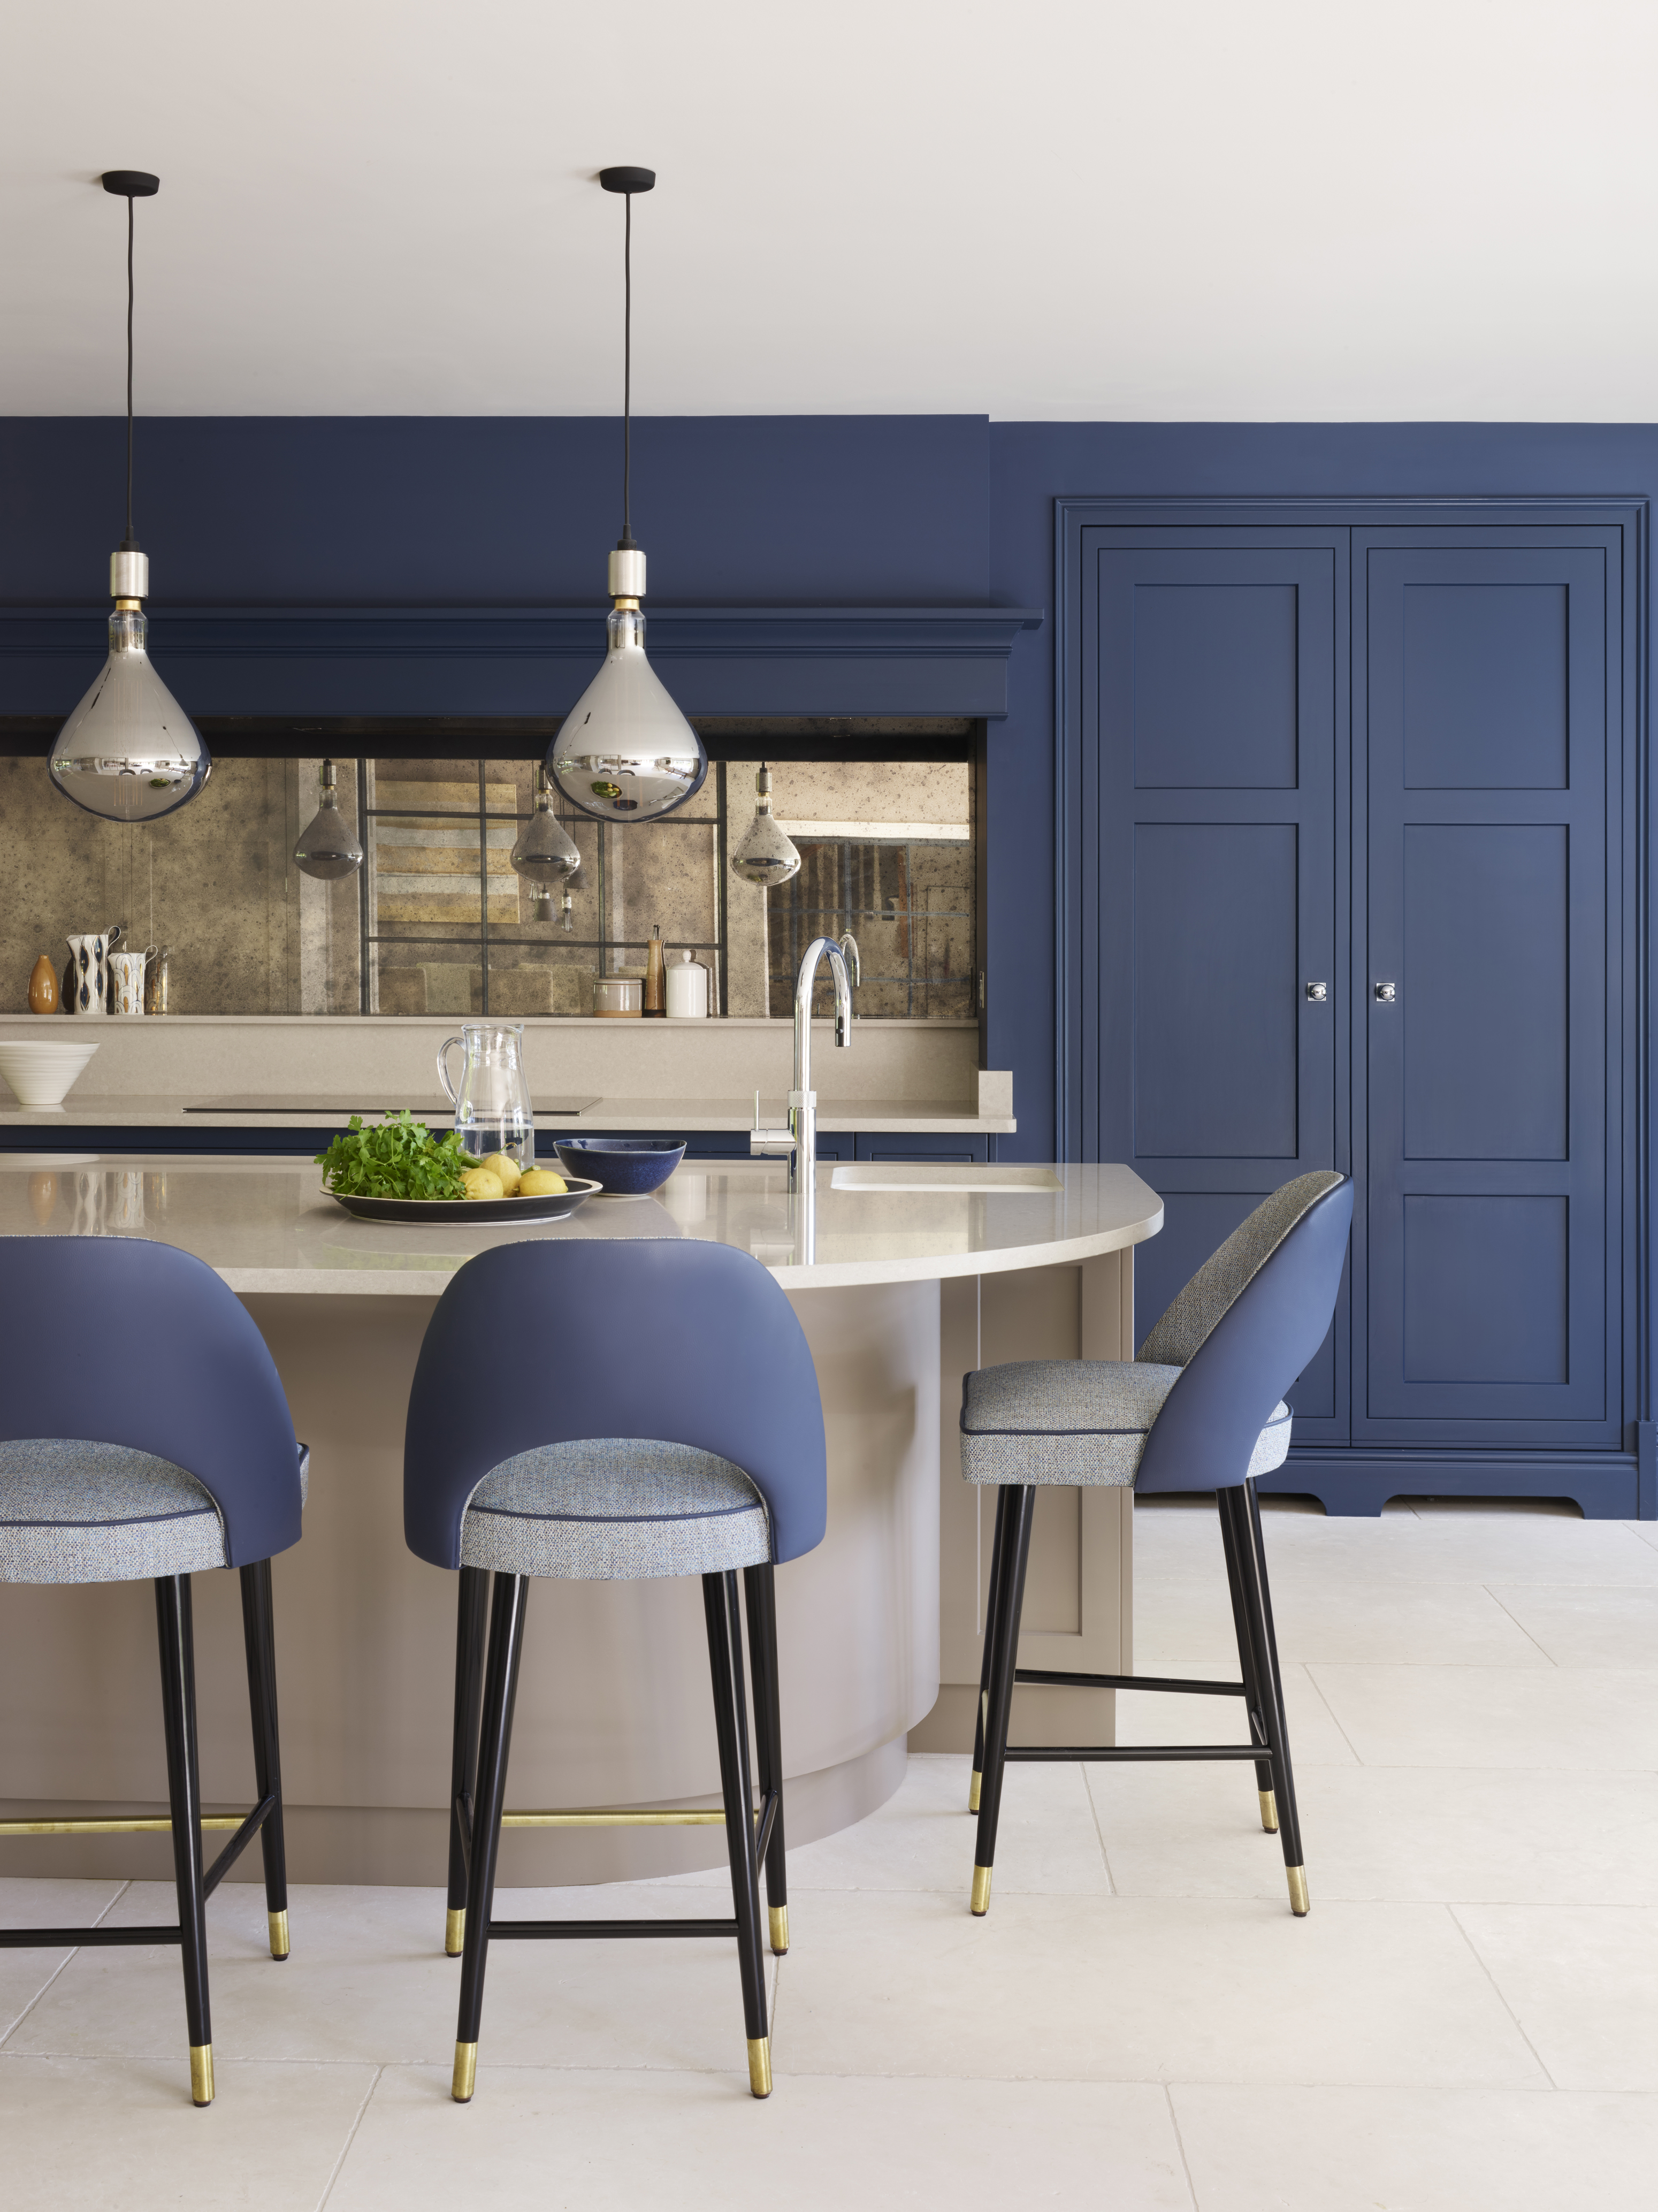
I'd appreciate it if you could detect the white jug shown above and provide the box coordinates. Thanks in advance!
[65,926,121,1016]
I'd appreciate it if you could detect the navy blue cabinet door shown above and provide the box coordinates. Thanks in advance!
[1357,532,1624,1446]
[1074,531,1346,1439]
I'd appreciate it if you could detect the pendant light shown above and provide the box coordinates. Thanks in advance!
[293,759,364,880]
[50,172,210,823]
[510,766,581,886]
[730,762,802,886]
[547,167,707,825]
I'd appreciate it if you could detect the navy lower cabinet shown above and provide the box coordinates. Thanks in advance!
[1060,498,1645,1517]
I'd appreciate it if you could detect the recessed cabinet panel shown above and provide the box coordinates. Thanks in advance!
[1132,584,1298,789]
[1402,1194,1569,1385]
[1133,822,1298,1160]
[1403,824,1568,1162]
[1402,584,1569,790]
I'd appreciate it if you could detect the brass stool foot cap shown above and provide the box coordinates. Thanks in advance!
[1287,1865,1310,1916]
[189,2043,215,2106]
[445,1906,465,1957]
[268,1908,290,1960]
[1258,1789,1279,1835]
[768,1904,789,1955]
[970,1865,992,1916]
[747,2036,772,2097]
[968,1769,981,1814]
[452,2042,478,2102]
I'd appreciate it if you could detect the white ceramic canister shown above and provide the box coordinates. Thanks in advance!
[108,951,148,1016]
[592,976,643,1018]
[664,950,710,1018]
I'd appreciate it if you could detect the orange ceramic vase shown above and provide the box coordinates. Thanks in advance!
[27,955,59,1014]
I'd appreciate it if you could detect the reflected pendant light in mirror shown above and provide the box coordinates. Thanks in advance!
[730,762,801,886]
[293,759,364,880]
[510,766,581,885]
[547,167,707,825]
[50,172,210,823]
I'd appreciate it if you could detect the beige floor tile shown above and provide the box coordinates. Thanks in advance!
[1136,1571,1551,1670]
[1170,2083,1658,2211]
[0,2052,375,2210]
[0,1877,125,2039]
[1092,1763,1658,1906]
[772,1889,1544,2087]
[1487,1582,1658,1668]
[1114,1659,1358,1765]
[1454,1905,1658,2091]
[7,1877,776,2077]
[768,1752,1109,1896]
[1309,1662,1658,1767]
[326,2064,1195,2211]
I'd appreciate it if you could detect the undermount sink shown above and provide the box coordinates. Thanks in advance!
[830,1164,1062,1195]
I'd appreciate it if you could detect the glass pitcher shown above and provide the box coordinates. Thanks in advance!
[437,1023,535,1165]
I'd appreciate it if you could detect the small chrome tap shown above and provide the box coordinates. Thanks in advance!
[751,933,858,1259]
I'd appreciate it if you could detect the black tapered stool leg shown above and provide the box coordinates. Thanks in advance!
[969,1484,1013,1814]
[155,1574,213,2106]
[1217,1490,1278,1832]
[238,1559,289,1959]
[706,1570,770,2096]
[743,1562,790,1956]
[445,1565,490,1956]
[1226,1482,1308,1914]
[452,1573,529,2101]
[969,1484,1035,1916]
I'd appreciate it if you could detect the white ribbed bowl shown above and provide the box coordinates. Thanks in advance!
[0,1039,101,1110]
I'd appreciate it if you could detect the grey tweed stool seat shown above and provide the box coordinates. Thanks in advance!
[460,1439,768,1582]
[0,1439,308,1584]
[964,1170,1354,1926]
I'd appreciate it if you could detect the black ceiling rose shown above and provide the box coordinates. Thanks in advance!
[598,166,655,194]
[100,171,160,197]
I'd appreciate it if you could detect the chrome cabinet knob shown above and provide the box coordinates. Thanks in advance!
[1304,982,1327,1003]
[1374,982,1397,1003]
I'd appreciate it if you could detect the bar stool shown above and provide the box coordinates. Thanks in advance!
[403,1239,827,2104]
[0,1236,307,2106]
[961,1171,1353,1920]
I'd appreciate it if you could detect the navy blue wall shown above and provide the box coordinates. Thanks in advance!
[5,413,1655,1163]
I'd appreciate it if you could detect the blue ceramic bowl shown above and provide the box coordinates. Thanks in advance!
[553,1138,686,1197]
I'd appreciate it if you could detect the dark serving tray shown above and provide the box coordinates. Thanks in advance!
[324,1176,602,1225]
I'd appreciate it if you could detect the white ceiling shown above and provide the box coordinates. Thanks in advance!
[3,0,1655,421]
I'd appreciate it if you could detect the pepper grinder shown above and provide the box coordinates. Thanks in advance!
[643,922,666,1018]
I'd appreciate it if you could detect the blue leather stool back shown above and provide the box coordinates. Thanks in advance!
[404,1239,828,1569]
[1135,1174,1353,1494]
[0,1235,304,1565]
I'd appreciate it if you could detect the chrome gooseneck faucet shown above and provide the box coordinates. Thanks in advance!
[752,932,860,1260]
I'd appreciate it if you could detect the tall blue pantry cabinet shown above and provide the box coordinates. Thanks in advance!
[1057,498,1647,1517]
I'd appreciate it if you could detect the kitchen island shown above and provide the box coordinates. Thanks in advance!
[0,1155,1160,1886]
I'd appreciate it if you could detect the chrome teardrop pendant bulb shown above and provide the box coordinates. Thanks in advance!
[293,758,364,880]
[547,168,707,825]
[730,761,801,886]
[50,173,211,823]
[511,765,582,892]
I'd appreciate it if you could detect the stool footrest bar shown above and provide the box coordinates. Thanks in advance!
[0,1814,251,1836]
[1014,1669,1248,1698]
[0,1924,183,1948]
[487,1917,741,1940]
[1004,1744,1270,1762]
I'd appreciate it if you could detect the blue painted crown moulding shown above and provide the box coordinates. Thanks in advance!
[0,603,1044,722]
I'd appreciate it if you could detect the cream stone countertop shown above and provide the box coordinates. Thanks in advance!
[0,1154,1162,1293]
[0,1093,1013,1135]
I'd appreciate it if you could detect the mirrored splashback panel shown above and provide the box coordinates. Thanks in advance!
[0,752,976,1019]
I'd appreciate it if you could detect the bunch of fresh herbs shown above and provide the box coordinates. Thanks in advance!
[316,1110,470,1200]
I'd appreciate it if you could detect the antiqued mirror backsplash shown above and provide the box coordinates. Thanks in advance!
[0,754,975,1019]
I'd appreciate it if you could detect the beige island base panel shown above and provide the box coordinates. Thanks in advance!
[0,1157,1158,1886]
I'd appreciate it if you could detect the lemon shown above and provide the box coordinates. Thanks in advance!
[518,1168,568,1196]
[461,1168,505,1201]
[479,1151,522,1195]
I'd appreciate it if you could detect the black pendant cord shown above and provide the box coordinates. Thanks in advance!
[122,192,137,552]
[620,191,635,551]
